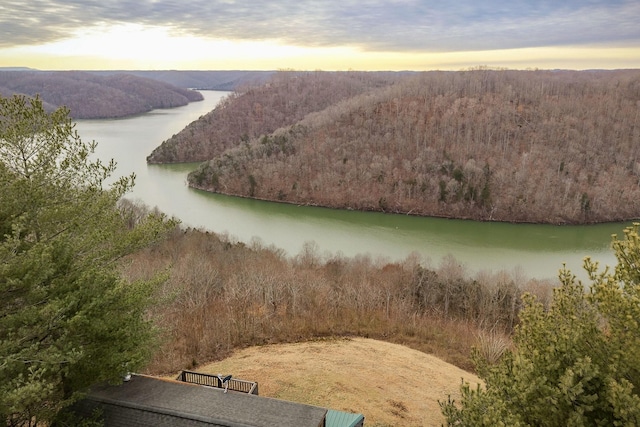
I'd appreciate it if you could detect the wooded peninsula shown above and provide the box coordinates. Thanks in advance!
[148,69,640,225]
[0,70,203,118]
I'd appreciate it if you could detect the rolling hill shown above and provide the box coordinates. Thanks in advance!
[147,71,404,163]
[171,338,481,427]
[0,70,203,119]
[181,69,640,224]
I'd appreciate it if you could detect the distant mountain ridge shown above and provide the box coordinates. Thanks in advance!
[0,67,35,72]
[0,70,204,119]
[87,70,276,90]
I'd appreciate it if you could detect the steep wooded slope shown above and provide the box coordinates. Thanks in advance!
[146,71,404,163]
[188,70,640,224]
[0,71,203,118]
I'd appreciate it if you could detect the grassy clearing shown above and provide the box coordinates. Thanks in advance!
[173,337,481,427]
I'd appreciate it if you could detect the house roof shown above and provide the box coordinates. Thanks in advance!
[73,374,327,427]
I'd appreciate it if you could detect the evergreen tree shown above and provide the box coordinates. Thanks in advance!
[0,95,175,425]
[441,224,640,426]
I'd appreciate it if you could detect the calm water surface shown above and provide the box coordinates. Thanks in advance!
[75,91,629,280]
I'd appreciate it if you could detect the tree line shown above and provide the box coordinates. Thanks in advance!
[183,69,640,224]
[116,214,552,375]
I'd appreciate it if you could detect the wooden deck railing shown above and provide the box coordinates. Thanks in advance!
[176,370,259,395]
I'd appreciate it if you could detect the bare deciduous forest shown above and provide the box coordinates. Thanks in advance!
[163,69,640,224]
[0,70,203,118]
[119,202,552,374]
[147,71,405,163]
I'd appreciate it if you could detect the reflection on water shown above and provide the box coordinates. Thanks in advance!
[76,91,627,281]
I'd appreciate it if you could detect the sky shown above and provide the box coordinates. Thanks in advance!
[1,0,639,71]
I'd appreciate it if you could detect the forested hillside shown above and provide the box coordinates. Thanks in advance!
[146,71,404,163]
[186,69,640,224]
[0,70,203,118]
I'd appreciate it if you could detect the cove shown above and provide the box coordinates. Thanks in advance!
[76,90,629,281]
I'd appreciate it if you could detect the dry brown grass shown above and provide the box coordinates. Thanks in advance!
[171,337,481,427]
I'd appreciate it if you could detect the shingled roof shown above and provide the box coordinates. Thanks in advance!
[73,374,328,427]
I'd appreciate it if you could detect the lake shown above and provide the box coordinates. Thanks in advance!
[75,90,628,281]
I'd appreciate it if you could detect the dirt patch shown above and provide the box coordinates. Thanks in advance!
[178,337,480,427]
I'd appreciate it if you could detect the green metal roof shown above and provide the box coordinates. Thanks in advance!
[325,409,365,427]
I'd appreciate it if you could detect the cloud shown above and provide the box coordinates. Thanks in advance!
[2,0,639,52]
